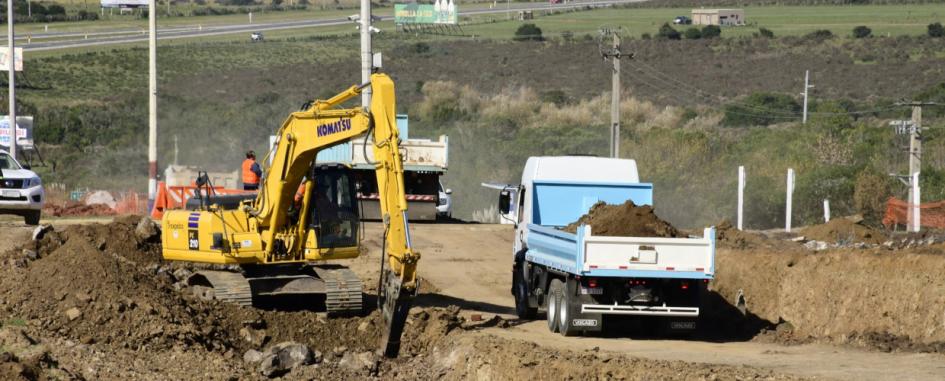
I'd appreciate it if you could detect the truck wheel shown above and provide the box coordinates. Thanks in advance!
[546,279,563,333]
[557,281,579,337]
[513,263,537,319]
[24,211,40,226]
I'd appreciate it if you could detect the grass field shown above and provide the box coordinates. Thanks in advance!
[462,4,945,39]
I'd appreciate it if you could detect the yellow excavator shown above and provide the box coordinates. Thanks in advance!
[160,73,419,357]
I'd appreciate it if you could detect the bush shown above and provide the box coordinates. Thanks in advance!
[929,22,945,38]
[683,27,701,39]
[641,32,651,40]
[514,23,543,42]
[657,23,680,40]
[722,92,801,126]
[853,170,892,222]
[852,26,872,39]
[701,25,721,39]
[805,29,834,41]
[758,27,774,38]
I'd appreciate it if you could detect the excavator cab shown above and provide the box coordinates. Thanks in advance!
[307,164,359,249]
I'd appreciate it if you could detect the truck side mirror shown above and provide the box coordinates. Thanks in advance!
[499,191,511,214]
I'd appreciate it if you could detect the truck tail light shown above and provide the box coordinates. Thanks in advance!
[680,282,689,290]
[588,279,598,288]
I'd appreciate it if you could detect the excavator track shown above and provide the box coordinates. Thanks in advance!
[187,266,362,314]
[188,271,254,306]
[314,267,364,316]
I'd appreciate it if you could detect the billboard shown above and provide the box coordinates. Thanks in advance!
[395,1,458,25]
[100,0,149,8]
[0,116,34,150]
[0,48,23,72]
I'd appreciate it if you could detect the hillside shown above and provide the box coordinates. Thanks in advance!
[9,32,945,227]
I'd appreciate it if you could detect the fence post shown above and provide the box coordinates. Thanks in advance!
[823,199,830,223]
[738,166,745,231]
[785,168,794,232]
[913,172,921,232]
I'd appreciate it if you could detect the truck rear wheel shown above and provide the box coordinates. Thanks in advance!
[513,262,537,319]
[557,280,579,336]
[546,279,563,333]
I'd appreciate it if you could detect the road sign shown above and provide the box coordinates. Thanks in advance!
[0,116,33,149]
[0,48,23,72]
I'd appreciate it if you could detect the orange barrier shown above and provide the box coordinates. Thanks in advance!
[883,197,945,229]
[150,181,252,220]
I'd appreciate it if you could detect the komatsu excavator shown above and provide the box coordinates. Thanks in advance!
[161,73,419,357]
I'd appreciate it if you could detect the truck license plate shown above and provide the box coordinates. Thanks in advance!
[580,287,603,295]
[670,321,696,330]
[573,319,598,327]
[2,190,18,198]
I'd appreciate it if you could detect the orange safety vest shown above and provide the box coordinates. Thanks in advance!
[242,159,260,185]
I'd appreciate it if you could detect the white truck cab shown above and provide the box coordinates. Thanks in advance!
[0,149,44,225]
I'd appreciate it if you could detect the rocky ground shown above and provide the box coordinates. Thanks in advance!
[0,215,942,380]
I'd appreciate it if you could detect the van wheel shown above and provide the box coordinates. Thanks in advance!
[513,262,537,319]
[24,211,40,226]
[558,280,579,336]
[546,279,563,333]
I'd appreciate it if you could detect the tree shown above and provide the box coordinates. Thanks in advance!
[701,25,721,39]
[758,27,774,38]
[929,22,945,38]
[657,23,680,40]
[683,27,702,39]
[514,23,543,42]
[852,25,872,39]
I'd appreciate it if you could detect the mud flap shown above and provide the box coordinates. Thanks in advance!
[379,268,414,358]
[567,280,603,333]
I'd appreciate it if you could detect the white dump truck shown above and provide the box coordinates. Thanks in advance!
[491,156,716,336]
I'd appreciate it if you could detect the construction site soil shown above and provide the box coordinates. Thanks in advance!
[563,201,678,237]
[0,216,943,380]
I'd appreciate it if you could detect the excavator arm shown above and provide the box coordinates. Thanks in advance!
[250,73,419,357]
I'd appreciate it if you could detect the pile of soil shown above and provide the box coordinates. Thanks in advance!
[715,219,772,249]
[799,217,887,244]
[713,245,945,353]
[43,201,116,217]
[562,201,678,237]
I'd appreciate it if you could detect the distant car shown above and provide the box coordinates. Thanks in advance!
[250,32,264,42]
[0,149,44,225]
[436,181,452,219]
[549,0,563,4]
[673,16,692,25]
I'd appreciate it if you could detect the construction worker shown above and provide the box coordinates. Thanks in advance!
[242,150,262,191]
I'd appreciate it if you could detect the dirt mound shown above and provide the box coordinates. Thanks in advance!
[562,201,678,237]
[43,201,116,217]
[799,217,887,244]
[715,219,773,249]
[713,245,945,353]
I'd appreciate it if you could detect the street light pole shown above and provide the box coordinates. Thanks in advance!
[148,0,158,203]
[360,0,371,107]
[8,0,16,161]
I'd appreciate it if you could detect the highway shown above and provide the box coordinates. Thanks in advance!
[20,0,647,51]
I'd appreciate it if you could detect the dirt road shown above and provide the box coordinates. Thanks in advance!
[359,222,945,381]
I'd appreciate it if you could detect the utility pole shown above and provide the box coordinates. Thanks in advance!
[7,0,15,161]
[360,0,371,107]
[600,28,629,158]
[890,102,936,231]
[801,70,813,124]
[148,0,158,205]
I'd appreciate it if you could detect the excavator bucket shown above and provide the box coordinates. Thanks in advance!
[378,268,414,358]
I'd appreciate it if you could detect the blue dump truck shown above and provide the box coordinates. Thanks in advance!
[489,156,716,336]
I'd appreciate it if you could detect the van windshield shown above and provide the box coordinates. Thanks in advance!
[0,153,21,170]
